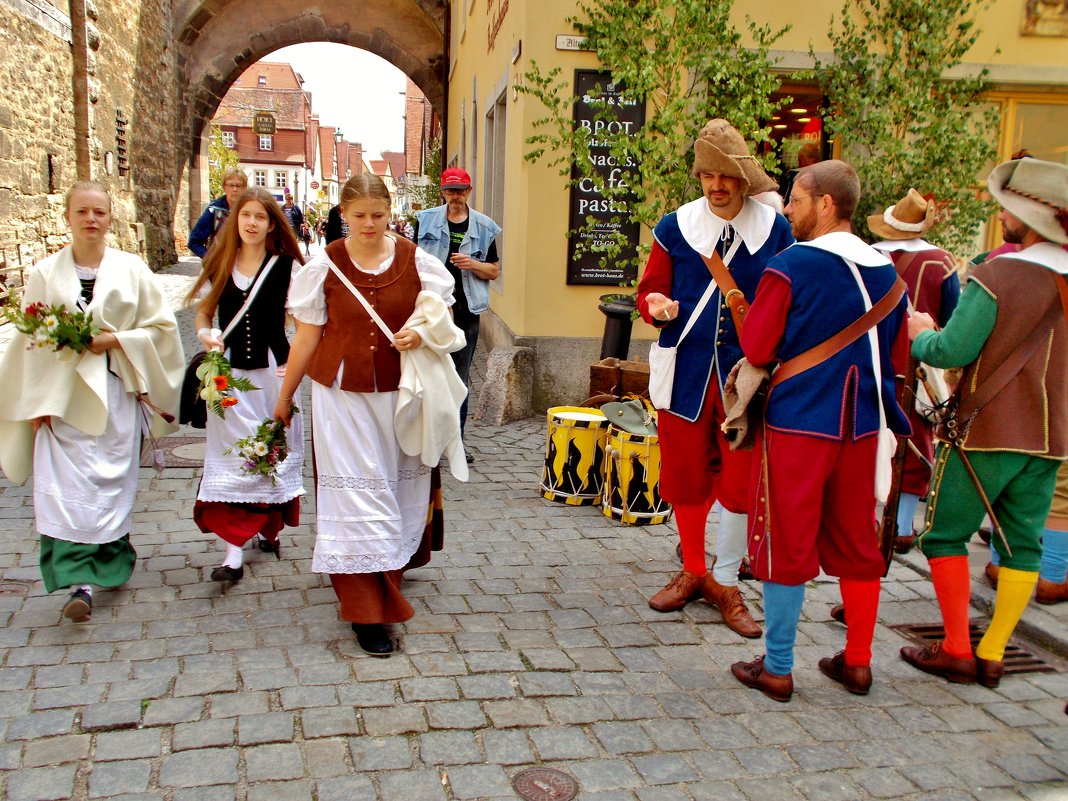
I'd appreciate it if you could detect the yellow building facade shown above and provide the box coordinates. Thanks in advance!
[447,1,1068,409]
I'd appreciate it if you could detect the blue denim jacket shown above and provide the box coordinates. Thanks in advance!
[416,205,501,314]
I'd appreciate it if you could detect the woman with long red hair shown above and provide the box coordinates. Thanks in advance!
[185,187,306,581]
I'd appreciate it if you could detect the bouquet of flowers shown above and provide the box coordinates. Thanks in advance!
[226,408,297,485]
[4,298,98,354]
[195,350,259,419]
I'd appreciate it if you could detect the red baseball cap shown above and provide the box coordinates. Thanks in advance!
[441,168,472,190]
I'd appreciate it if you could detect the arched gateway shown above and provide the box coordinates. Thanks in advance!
[175,0,446,245]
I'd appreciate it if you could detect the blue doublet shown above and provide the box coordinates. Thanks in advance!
[652,202,794,422]
[763,241,911,439]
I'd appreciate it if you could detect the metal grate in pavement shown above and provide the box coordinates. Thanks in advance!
[512,767,579,801]
[891,621,1063,676]
[153,436,206,468]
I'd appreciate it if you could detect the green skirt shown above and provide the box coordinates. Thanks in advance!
[39,535,136,594]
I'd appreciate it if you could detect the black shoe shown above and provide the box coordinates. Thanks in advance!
[62,589,92,622]
[465,450,474,464]
[210,564,244,582]
[352,623,393,657]
[256,537,281,560]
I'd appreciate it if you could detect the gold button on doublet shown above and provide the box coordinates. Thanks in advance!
[370,345,376,352]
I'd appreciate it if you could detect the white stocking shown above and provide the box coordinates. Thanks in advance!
[713,507,748,586]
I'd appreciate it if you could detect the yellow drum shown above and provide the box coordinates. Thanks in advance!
[541,406,609,505]
[603,424,672,525]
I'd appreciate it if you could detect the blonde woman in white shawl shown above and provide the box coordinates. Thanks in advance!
[0,182,184,621]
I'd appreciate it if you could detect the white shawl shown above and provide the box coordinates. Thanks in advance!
[394,291,469,481]
[0,247,184,484]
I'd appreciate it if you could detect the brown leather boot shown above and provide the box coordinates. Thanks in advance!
[900,642,976,684]
[983,562,999,589]
[731,656,793,702]
[701,573,762,638]
[829,604,846,624]
[893,534,916,554]
[649,570,704,612]
[818,650,872,695]
[1035,577,1068,605]
[975,657,1005,689]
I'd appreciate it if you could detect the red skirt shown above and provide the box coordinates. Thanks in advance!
[194,498,300,547]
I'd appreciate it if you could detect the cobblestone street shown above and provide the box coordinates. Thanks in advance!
[0,261,1066,801]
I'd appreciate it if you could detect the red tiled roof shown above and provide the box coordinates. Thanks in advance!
[381,151,407,181]
[318,127,337,180]
[233,62,303,90]
[215,88,308,128]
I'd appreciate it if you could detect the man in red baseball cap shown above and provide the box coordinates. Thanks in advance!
[414,168,502,463]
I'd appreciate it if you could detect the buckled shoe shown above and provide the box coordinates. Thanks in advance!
[649,570,704,612]
[818,650,872,695]
[731,655,793,702]
[900,641,976,684]
[701,573,761,638]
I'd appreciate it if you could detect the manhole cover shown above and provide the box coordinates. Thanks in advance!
[0,582,31,597]
[154,436,205,468]
[512,767,578,801]
[892,621,1063,676]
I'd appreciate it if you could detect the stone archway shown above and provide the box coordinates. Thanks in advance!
[172,0,446,233]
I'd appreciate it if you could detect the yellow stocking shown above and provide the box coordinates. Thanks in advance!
[975,567,1039,661]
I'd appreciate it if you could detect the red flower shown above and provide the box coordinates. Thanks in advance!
[25,304,40,317]
[213,375,229,391]
[221,397,239,408]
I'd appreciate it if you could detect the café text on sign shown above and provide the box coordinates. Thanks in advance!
[566,70,645,286]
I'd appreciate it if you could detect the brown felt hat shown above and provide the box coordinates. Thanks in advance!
[867,188,936,240]
[691,119,778,196]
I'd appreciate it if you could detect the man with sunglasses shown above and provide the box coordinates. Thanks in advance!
[732,160,911,701]
[188,169,247,258]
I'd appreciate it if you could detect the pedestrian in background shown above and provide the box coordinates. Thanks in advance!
[275,174,461,657]
[281,191,304,240]
[184,187,306,582]
[0,182,184,621]
[188,169,247,258]
[869,189,960,554]
[415,167,501,464]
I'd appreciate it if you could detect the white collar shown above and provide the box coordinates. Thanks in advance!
[676,196,775,258]
[795,231,892,267]
[1003,242,1068,275]
[872,238,934,253]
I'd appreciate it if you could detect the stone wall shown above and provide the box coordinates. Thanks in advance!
[0,3,77,270]
[0,0,178,271]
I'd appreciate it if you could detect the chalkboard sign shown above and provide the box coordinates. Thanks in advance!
[566,70,645,286]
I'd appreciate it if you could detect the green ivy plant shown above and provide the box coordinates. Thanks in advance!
[518,0,791,277]
[814,0,999,255]
[207,123,241,200]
